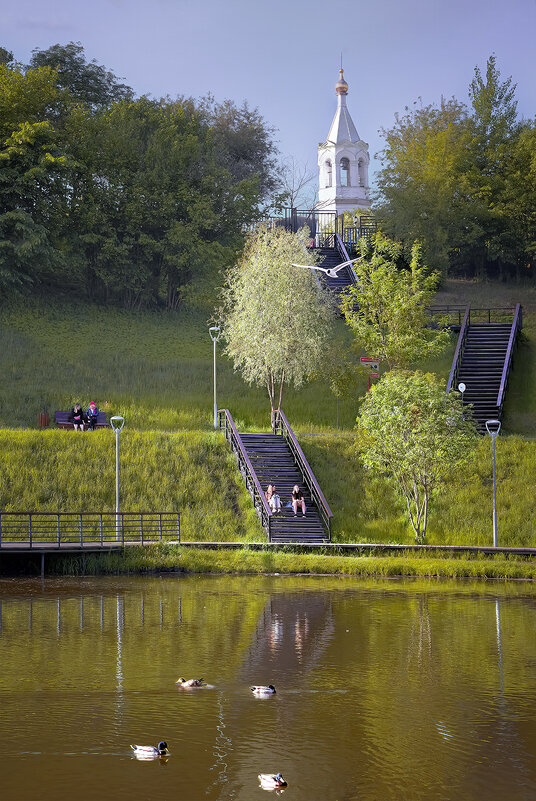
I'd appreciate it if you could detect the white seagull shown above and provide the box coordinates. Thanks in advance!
[291,256,364,279]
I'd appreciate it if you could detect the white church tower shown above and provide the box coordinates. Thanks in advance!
[317,68,371,214]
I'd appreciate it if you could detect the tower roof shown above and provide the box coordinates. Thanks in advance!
[326,69,360,145]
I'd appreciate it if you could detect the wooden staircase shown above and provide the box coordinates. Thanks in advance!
[240,433,327,543]
[447,305,522,432]
[219,410,332,544]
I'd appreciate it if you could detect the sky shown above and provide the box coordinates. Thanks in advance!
[4,0,536,194]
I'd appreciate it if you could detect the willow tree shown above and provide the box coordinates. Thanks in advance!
[220,226,333,427]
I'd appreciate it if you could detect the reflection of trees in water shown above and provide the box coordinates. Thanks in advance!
[407,595,432,675]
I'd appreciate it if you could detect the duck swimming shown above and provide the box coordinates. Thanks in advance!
[176,677,206,688]
[130,741,169,758]
[258,772,287,789]
[250,684,276,695]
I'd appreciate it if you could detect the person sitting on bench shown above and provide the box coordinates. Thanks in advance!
[85,401,99,431]
[69,403,85,431]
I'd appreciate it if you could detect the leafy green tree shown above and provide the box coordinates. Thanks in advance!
[220,227,334,426]
[375,97,470,274]
[340,233,449,370]
[0,47,14,66]
[0,121,70,292]
[197,94,279,204]
[0,62,60,140]
[357,370,477,542]
[376,56,528,278]
[29,41,132,108]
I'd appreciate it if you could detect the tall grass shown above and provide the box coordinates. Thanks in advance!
[2,429,535,548]
[0,430,260,541]
[58,545,536,581]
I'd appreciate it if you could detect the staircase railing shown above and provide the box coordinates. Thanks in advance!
[275,410,333,539]
[446,305,470,395]
[218,409,272,539]
[497,303,522,410]
[335,233,358,285]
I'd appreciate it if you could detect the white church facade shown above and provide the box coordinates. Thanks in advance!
[317,69,371,214]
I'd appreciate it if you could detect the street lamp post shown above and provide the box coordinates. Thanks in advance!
[110,416,125,541]
[209,326,221,430]
[485,419,501,547]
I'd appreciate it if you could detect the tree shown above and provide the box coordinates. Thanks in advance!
[29,41,132,108]
[375,96,470,275]
[375,56,529,279]
[357,371,477,543]
[0,121,70,292]
[220,227,334,426]
[340,233,449,370]
[197,95,279,204]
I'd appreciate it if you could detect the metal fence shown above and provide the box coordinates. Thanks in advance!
[0,512,180,547]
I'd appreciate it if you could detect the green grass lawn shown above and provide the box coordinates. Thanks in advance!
[0,277,534,551]
[0,297,370,433]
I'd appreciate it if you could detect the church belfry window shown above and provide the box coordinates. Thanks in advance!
[325,159,332,187]
[358,158,365,186]
[340,157,350,186]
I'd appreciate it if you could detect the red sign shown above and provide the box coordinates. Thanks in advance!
[360,357,380,371]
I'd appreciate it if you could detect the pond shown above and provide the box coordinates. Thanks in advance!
[1,575,536,801]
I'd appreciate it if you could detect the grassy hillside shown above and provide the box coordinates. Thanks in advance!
[0,277,534,548]
[0,429,260,542]
[0,298,372,433]
[1,428,534,548]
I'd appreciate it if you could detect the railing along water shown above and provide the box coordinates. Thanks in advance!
[275,410,333,539]
[0,512,180,548]
[218,409,273,538]
[446,305,470,395]
[497,303,522,409]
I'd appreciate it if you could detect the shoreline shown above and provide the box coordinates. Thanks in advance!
[15,544,536,582]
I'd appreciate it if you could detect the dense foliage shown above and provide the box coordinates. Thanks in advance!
[0,43,278,307]
[340,232,449,369]
[376,56,536,280]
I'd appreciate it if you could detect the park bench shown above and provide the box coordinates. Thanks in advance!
[55,411,109,429]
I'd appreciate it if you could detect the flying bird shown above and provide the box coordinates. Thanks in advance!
[291,256,364,279]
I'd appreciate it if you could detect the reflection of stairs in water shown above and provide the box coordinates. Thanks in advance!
[241,593,335,678]
[240,433,327,544]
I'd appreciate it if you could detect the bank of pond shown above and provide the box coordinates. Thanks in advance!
[5,544,535,581]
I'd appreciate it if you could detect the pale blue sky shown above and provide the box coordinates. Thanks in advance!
[4,0,536,186]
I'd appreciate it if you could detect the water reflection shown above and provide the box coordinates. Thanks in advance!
[0,576,535,801]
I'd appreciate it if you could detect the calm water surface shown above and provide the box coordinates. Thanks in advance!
[1,575,536,801]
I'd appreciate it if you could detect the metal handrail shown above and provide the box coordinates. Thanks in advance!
[0,512,180,548]
[218,409,272,538]
[446,305,470,394]
[275,410,333,539]
[497,303,522,408]
[335,233,358,285]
